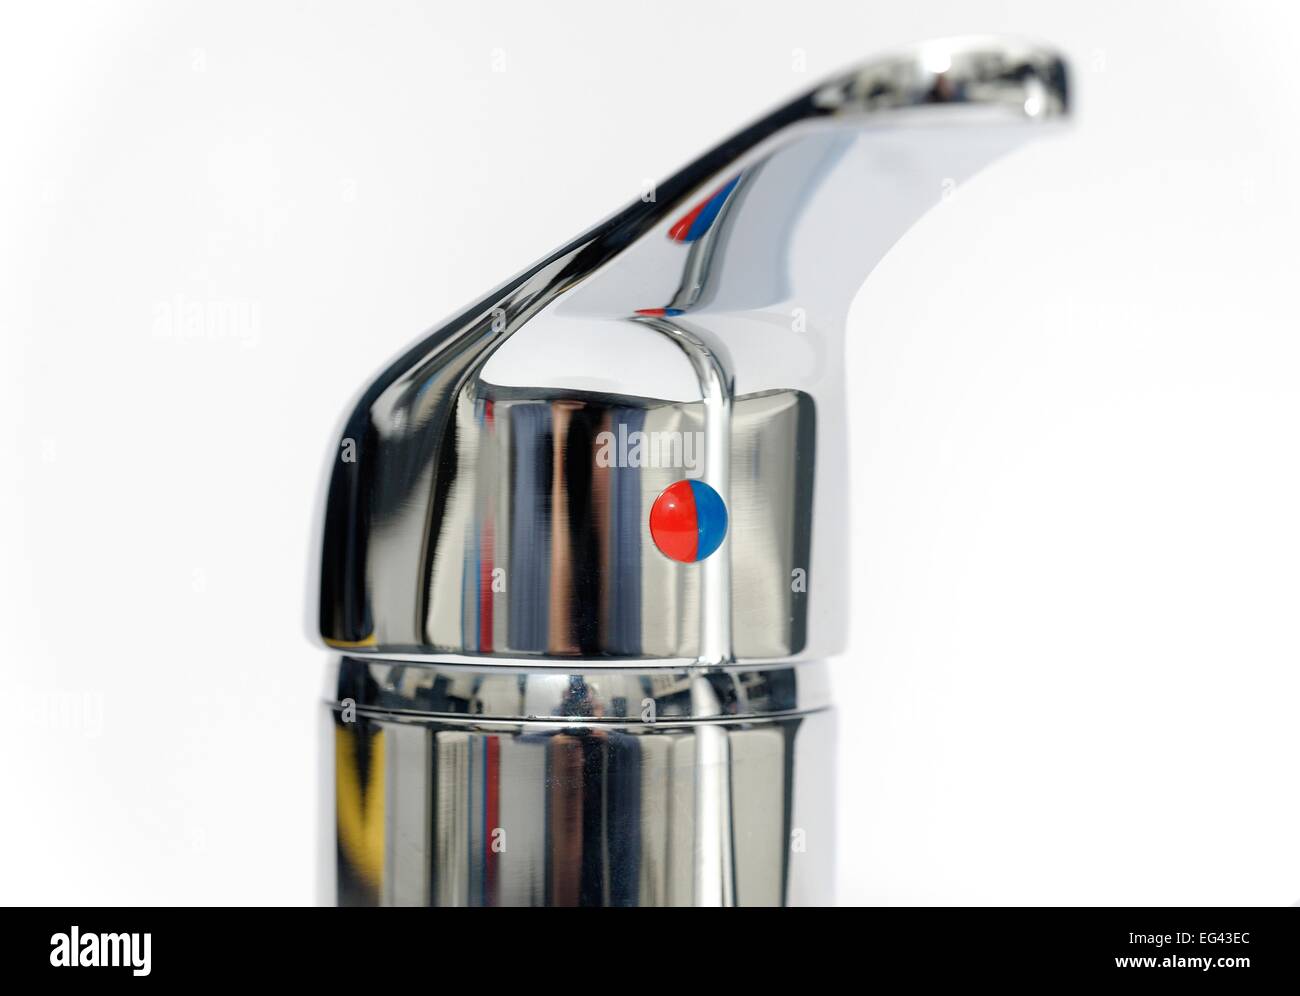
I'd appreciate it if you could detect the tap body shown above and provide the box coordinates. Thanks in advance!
[316,38,1069,906]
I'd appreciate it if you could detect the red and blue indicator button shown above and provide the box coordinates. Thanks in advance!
[649,479,728,563]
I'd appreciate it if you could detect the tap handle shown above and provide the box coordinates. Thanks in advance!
[317,37,1070,663]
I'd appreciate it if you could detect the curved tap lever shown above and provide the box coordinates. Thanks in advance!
[317,37,1069,664]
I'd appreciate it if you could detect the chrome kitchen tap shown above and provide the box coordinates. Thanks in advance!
[315,37,1069,906]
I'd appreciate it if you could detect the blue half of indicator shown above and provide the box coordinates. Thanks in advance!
[687,479,728,560]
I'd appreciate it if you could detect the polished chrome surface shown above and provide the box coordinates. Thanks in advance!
[327,655,832,720]
[323,658,835,906]
[315,37,1071,907]
[316,37,1070,664]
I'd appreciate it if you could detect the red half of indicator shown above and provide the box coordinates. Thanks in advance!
[648,479,699,562]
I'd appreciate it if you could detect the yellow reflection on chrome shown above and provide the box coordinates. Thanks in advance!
[324,633,378,649]
[335,723,385,892]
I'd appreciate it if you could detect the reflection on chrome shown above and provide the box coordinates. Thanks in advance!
[326,659,835,907]
[316,37,1070,905]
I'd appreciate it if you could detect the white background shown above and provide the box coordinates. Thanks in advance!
[3,1,1298,905]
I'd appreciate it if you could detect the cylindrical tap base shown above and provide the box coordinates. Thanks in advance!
[320,657,835,906]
